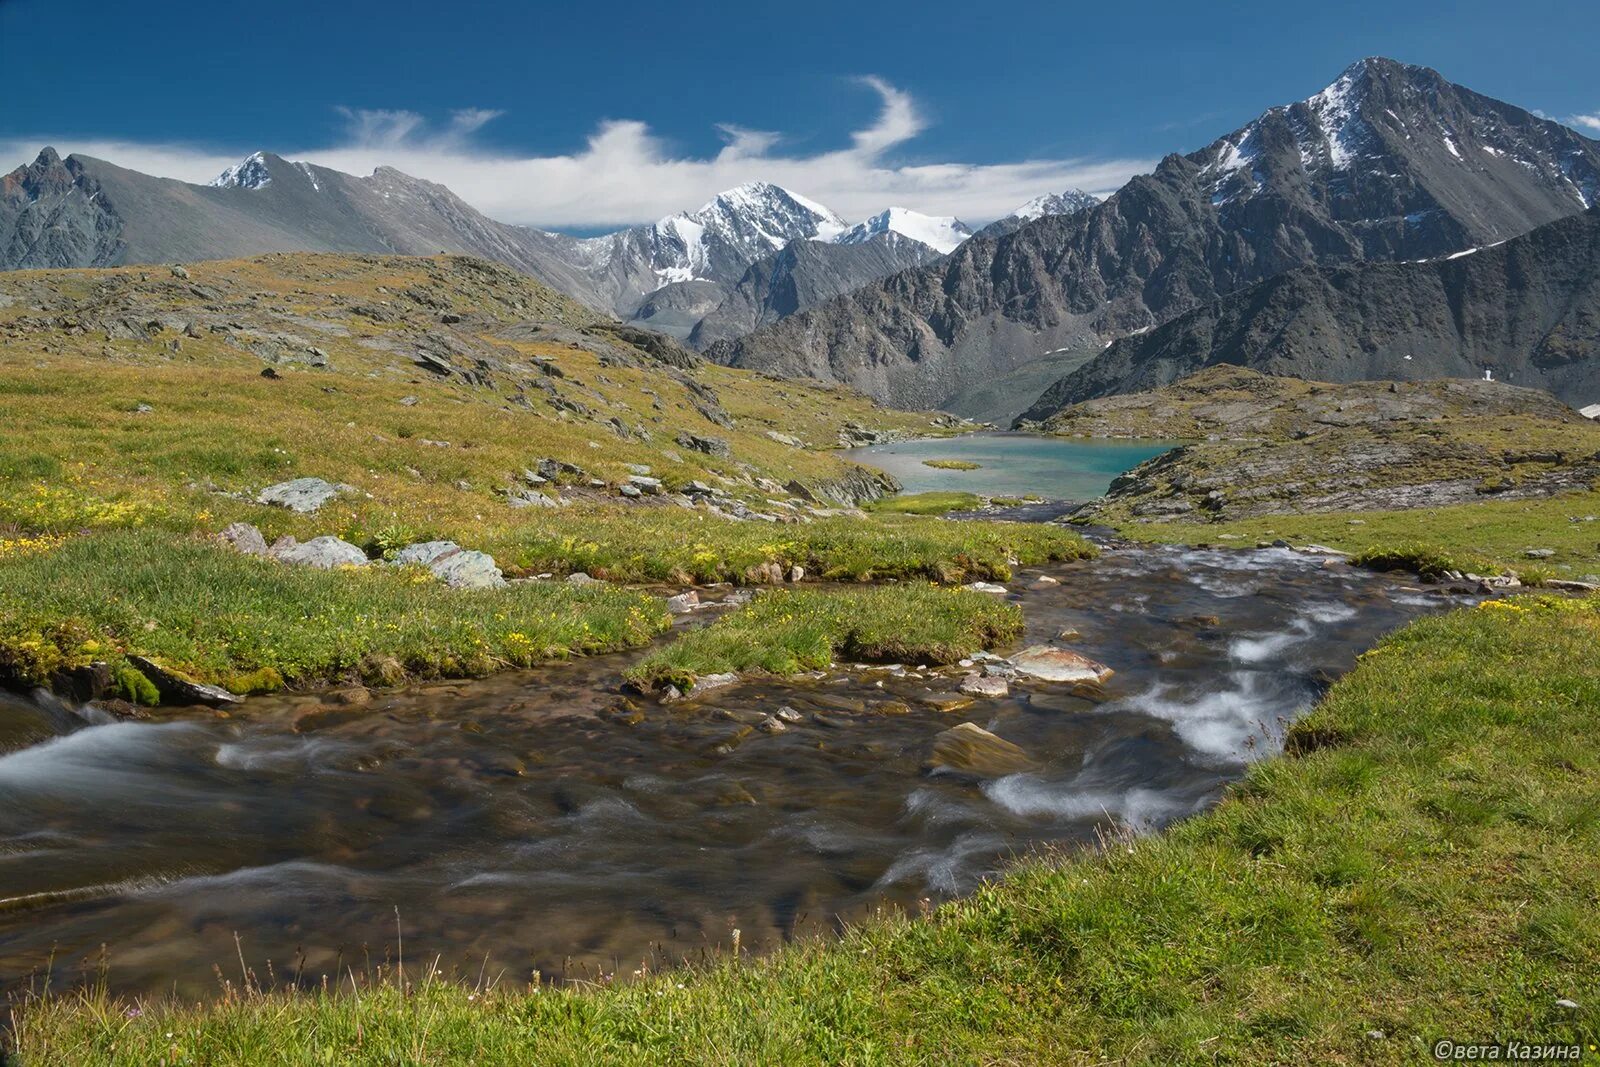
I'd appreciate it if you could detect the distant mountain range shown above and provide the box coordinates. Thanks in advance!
[0,146,1092,349]
[708,58,1600,415]
[1018,205,1600,423]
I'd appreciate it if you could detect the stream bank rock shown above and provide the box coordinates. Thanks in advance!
[126,655,242,706]
[928,722,1034,776]
[1007,645,1114,684]
[257,477,356,514]
[392,541,506,589]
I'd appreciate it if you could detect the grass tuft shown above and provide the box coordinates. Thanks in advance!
[624,585,1023,691]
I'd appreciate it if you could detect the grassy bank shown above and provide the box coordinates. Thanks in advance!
[0,530,670,696]
[865,491,983,516]
[625,585,1023,692]
[13,594,1599,1063]
[491,507,1091,583]
[1114,489,1600,579]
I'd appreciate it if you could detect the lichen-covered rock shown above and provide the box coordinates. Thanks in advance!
[257,477,355,514]
[392,541,505,589]
[273,535,369,569]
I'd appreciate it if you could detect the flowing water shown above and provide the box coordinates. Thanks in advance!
[0,544,1468,1000]
[842,432,1178,498]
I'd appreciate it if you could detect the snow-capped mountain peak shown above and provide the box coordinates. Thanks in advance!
[210,152,274,190]
[683,182,847,248]
[1009,189,1102,222]
[835,207,971,254]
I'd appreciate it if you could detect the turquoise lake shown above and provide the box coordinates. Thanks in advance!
[842,432,1178,499]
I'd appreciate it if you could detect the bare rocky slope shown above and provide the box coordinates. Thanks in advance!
[1019,206,1600,420]
[708,58,1600,412]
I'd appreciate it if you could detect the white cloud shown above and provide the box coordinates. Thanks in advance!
[1,79,1150,230]
[1569,112,1600,133]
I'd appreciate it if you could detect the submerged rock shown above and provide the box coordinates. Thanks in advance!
[126,655,241,707]
[273,536,369,569]
[928,722,1033,776]
[1007,645,1114,684]
[257,477,355,514]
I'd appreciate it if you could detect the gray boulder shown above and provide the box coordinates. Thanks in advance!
[274,536,369,569]
[675,432,731,458]
[626,475,664,495]
[218,522,268,556]
[257,477,355,514]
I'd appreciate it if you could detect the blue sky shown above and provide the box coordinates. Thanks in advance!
[2,0,1596,230]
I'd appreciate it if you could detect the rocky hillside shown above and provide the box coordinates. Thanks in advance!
[0,252,959,528]
[1059,368,1600,521]
[708,58,1600,412]
[1019,207,1600,420]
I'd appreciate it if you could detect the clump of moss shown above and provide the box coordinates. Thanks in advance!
[115,665,160,706]
[922,459,982,471]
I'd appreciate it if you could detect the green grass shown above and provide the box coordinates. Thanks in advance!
[624,585,1024,691]
[1115,490,1600,580]
[865,491,983,516]
[489,507,1093,584]
[921,459,982,471]
[0,530,670,696]
[14,595,1599,1063]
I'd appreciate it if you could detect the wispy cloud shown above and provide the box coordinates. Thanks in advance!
[1569,112,1600,134]
[1,79,1150,230]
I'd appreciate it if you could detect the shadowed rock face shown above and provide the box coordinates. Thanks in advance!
[709,58,1600,410]
[1019,206,1600,421]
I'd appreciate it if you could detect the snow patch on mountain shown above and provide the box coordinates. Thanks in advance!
[834,207,971,254]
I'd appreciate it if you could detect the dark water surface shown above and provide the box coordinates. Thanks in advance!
[842,431,1178,498]
[0,545,1463,998]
